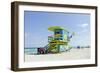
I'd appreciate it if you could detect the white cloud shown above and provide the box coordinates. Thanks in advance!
[77,29,88,35]
[78,23,89,28]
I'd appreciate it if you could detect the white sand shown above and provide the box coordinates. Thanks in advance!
[25,48,90,62]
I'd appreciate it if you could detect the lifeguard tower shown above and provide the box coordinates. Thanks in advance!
[47,26,71,53]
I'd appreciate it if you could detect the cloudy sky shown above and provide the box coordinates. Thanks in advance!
[24,11,90,48]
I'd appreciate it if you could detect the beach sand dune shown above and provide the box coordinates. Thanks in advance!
[25,48,90,62]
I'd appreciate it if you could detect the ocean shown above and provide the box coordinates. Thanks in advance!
[25,47,38,55]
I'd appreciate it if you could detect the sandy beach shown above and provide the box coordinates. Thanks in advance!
[25,48,90,62]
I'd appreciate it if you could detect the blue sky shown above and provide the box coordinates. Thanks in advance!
[24,11,90,48]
